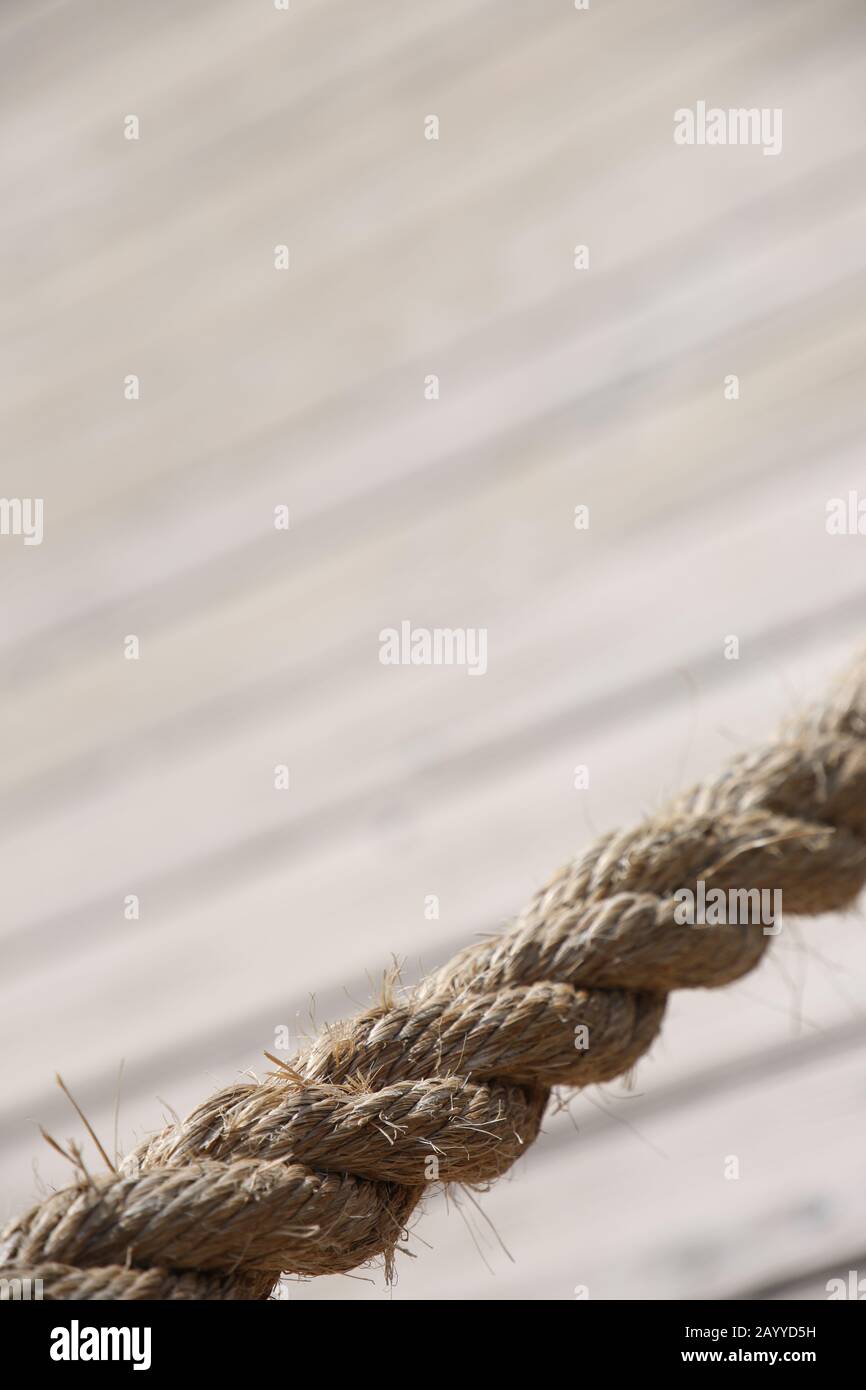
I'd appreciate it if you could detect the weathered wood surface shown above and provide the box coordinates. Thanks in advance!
[2,0,865,1299]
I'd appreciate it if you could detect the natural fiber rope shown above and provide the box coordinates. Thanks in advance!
[4,656,866,1300]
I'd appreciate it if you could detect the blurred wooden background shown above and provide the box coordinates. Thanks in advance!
[2,0,866,1299]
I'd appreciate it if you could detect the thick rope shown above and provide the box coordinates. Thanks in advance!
[3,656,866,1299]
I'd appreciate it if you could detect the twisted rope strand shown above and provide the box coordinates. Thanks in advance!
[3,656,866,1299]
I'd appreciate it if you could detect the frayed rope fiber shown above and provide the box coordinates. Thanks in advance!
[4,655,866,1300]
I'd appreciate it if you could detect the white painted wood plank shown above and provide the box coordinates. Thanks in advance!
[2,0,866,1301]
